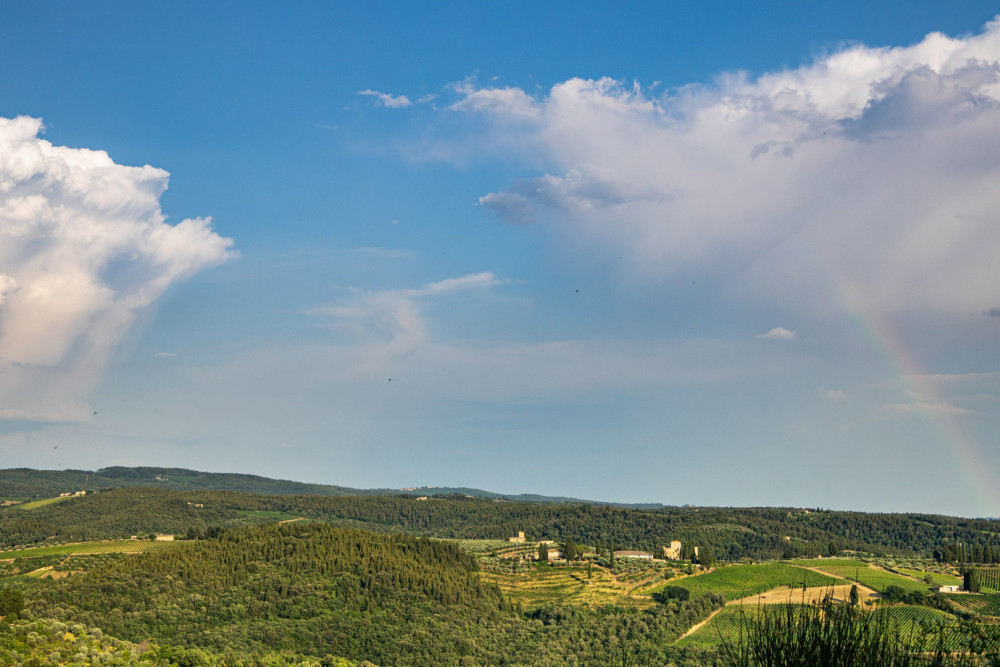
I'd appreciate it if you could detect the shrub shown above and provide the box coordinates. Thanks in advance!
[653,585,691,603]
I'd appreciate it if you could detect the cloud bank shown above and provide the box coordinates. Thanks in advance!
[451,19,1000,316]
[0,115,235,421]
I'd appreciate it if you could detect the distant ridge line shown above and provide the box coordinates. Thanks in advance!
[0,466,669,509]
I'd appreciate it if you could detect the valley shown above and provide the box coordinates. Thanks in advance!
[2,468,1000,665]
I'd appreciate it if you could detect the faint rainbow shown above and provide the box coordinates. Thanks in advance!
[837,276,1000,516]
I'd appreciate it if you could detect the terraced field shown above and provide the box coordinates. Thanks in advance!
[653,563,842,601]
[482,564,651,609]
[452,539,524,555]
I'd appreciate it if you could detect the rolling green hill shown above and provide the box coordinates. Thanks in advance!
[20,522,721,665]
[0,466,635,506]
[4,487,1000,665]
[4,482,1000,563]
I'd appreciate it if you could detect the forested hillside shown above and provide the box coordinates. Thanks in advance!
[0,467,363,499]
[3,485,1000,560]
[21,523,723,665]
[0,467,611,506]
[5,485,1000,664]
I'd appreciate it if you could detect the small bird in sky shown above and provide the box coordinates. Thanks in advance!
[388,378,392,383]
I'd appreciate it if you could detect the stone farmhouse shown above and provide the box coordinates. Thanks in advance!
[662,540,682,560]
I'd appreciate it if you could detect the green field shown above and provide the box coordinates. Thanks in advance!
[897,568,962,588]
[875,606,1000,651]
[451,538,522,555]
[0,539,182,558]
[790,559,931,594]
[876,605,957,627]
[13,495,76,510]
[788,558,869,569]
[234,509,304,522]
[681,604,968,650]
[654,563,842,601]
[1,541,183,585]
[974,567,1000,593]
[944,593,1000,617]
[678,604,762,647]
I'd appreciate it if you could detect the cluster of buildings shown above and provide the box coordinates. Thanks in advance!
[509,532,689,562]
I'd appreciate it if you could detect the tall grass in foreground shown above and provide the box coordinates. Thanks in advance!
[718,600,1000,666]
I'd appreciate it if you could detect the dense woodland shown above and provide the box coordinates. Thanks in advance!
[15,523,724,665]
[4,484,1000,562]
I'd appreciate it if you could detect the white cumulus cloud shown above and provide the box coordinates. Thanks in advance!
[458,19,1000,316]
[0,115,235,421]
[358,89,413,109]
[451,80,541,119]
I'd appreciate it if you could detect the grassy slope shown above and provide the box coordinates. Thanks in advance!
[678,604,961,649]
[0,540,181,558]
[897,567,962,587]
[653,563,842,601]
[790,559,932,594]
[14,496,75,510]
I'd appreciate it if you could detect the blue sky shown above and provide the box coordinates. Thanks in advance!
[3,2,1000,516]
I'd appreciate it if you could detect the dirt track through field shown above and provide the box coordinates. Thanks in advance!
[728,583,879,606]
[678,607,724,640]
[676,581,880,643]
